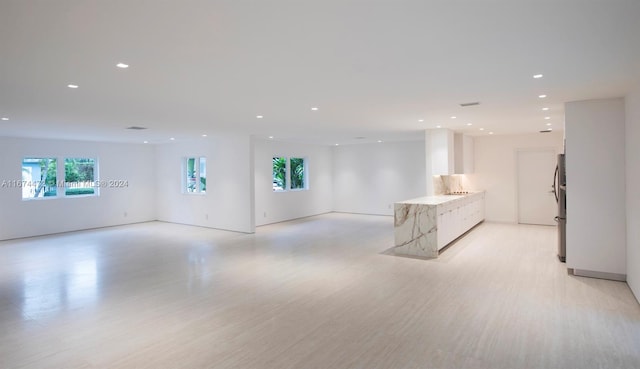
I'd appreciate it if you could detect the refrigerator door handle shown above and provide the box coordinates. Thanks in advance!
[553,165,559,202]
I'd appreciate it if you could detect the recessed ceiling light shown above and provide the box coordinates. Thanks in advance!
[143,140,148,144]
[116,63,129,69]
[489,132,494,135]
[544,117,551,120]
[538,94,547,98]
[311,107,319,111]
[256,115,263,119]
[450,116,457,119]
[418,119,424,122]
[466,123,472,126]
[436,125,442,128]
[377,140,383,143]
[202,134,207,137]
[1,117,8,121]
[479,128,485,131]
[542,107,550,111]
[546,123,552,126]
[170,137,175,141]
[67,84,79,89]
[533,74,543,79]
[335,143,339,146]
[268,136,274,139]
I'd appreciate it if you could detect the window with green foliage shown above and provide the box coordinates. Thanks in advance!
[272,156,307,191]
[185,157,206,194]
[290,157,306,190]
[21,158,58,199]
[64,158,97,196]
[272,157,286,191]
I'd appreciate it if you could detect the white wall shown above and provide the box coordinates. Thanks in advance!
[565,98,626,277]
[154,134,254,233]
[0,137,156,240]
[332,141,426,216]
[473,132,564,223]
[626,87,640,298]
[254,139,332,226]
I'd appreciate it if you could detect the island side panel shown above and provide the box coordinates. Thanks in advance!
[393,202,438,258]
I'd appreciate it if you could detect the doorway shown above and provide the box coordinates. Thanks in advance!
[517,149,557,226]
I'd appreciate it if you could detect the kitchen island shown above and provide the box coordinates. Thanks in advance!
[393,192,485,258]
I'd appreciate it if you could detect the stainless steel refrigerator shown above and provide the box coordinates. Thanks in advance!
[553,154,566,262]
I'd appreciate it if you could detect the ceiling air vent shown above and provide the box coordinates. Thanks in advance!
[459,102,480,107]
[126,126,147,130]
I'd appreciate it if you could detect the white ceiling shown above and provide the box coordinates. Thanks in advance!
[1,0,640,145]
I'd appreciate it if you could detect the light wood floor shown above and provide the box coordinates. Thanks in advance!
[1,213,639,369]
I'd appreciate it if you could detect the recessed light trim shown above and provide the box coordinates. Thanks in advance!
[544,117,551,120]
[546,123,552,126]
[533,74,544,79]
[67,84,79,89]
[170,137,175,141]
[466,123,472,126]
[542,107,550,111]
[377,140,383,143]
[489,132,494,135]
[450,116,457,119]
[268,136,274,139]
[202,134,207,137]
[116,63,129,69]
[143,140,149,144]
[436,125,442,128]
[311,107,319,111]
[1,117,8,121]
[538,94,547,98]
[256,115,263,119]
[479,128,485,131]
[418,119,424,122]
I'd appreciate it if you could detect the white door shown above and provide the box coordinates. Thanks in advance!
[517,149,557,225]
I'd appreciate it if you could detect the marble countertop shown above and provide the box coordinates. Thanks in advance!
[395,192,483,206]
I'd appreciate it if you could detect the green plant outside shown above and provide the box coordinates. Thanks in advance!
[290,158,305,189]
[273,157,286,190]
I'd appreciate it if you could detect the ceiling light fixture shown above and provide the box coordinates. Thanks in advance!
[436,125,442,128]
[466,123,472,126]
[450,116,457,119]
[479,128,485,131]
[489,132,494,135]
[546,123,552,126]
[311,107,318,111]
[143,141,148,144]
[170,137,175,141]
[533,74,543,79]
[538,94,547,98]
[542,107,550,111]
[256,115,263,119]
[418,119,424,122]
[544,117,551,120]
[116,63,129,69]
[268,136,274,139]
[377,140,383,143]
[202,134,207,137]
[1,117,8,121]
[67,84,79,89]
[335,143,339,146]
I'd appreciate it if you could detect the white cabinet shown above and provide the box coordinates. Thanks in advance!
[454,133,474,174]
[436,192,484,250]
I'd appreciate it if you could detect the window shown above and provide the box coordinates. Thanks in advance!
[185,157,206,194]
[290,157,306,190]
[21,158,58,199]
[64,158,97,196]
[272,157,286,191]
[272,157,307,191]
